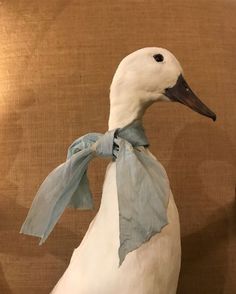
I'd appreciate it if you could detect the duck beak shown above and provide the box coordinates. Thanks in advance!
[164,74,216,121]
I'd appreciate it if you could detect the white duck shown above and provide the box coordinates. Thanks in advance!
[51,47,216,294]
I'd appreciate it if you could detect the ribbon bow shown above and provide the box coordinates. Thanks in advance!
[20,121,170,265]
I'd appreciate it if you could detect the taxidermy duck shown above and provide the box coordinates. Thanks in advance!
[20,47,216,294]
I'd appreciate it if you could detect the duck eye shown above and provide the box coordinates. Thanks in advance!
[153,54,164,62]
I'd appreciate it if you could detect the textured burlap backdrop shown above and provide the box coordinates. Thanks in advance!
[0,1,235,293]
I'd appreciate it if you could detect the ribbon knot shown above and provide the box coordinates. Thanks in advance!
[20,121,170,265]
[67,130,117,160]
[93,130,117,158]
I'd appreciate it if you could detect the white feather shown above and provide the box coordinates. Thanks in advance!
[51,47,182,294]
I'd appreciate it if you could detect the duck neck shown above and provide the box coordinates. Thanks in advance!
[108,90,151,131]
[108,102,143,131]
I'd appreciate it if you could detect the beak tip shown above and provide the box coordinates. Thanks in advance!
[211,114,217,122]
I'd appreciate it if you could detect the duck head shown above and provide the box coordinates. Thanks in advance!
[108,47,216,130]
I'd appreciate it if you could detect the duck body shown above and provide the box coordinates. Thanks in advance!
[51,149,181,294]
[22,47,215,294]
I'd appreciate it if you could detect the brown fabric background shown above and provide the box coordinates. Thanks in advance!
[0,0,235,293]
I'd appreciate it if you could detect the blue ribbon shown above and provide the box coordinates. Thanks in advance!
[20,121,170,265]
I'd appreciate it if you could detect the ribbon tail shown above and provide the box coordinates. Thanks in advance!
[116,140,170,265]
[67,172,93,209]
[20,148,94,244]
